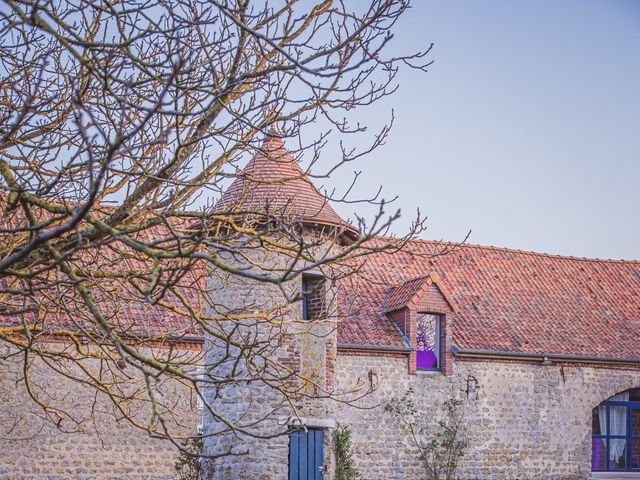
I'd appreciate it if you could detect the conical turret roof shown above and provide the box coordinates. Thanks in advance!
[216,135,358,241]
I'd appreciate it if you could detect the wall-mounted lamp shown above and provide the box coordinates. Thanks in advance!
[368,370,378,390]
[466,375,478,398]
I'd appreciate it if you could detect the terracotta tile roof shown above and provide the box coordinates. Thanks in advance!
[384,272,454,313]
[384,275,432,313]
[216,135,357,238]
[337,239,640,359]
[0,214,205,340]
[2,271,203,340]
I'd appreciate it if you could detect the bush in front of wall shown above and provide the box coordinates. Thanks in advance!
[333,423,360,480]
[175,436,203,480]
[386,388,468,480]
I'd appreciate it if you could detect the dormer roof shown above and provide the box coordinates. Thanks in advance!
[385,272,456,313]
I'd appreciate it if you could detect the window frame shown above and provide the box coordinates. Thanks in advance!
[301,273,326,321]
[415,312,441,372]
[592,390,640,472]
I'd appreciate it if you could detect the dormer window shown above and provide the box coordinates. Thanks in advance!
[416,313,440,370]
[302,274,326,320]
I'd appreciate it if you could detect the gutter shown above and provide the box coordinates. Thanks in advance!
[337,343,413,353]
[167,334,205,344]
[452,345,640,365]
[1,323,204,345]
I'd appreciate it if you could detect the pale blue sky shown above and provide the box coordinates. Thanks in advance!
[325,0,640,260]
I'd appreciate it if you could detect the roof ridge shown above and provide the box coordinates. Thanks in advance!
[376,236,640,264]
[391,273,431,288]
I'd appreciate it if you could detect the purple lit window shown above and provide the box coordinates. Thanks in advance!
[416,314,440,370]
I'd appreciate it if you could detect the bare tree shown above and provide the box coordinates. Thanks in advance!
[0,0,432,457]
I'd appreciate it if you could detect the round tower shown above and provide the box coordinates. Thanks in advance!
[202,134,357,479]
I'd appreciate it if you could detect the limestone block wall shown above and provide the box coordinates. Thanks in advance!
[0,343,201,480]
[335,352,640,480]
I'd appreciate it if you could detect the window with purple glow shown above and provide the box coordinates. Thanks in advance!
[416,313,440,370]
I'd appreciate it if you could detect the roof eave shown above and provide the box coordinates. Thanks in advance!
[337,343,413,354]
[452,346,640,366]
[302,219,360,245]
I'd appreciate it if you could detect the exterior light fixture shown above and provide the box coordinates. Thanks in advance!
[466,375,478,396]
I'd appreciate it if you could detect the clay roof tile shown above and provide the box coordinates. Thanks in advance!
[216,135,358,239]
[337,240,640,359]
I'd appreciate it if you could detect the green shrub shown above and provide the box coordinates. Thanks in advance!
[333,424,360,480]
[174,436,203,480]
[386,389,467,480]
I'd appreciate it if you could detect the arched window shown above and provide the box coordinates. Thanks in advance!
[592,387,640,472]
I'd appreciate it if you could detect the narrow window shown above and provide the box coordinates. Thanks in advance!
[302,274,326,320]
[416,313,440,370]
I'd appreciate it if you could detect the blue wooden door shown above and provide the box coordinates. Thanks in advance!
[288,428,324,480]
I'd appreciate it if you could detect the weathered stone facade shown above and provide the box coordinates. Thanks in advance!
[0,343,201,480]
[335,352,640,480]
[2,127,637,480]
[202,235,341,480]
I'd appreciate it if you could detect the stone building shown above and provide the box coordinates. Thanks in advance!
[201,136,640,480]
[334,241,640,480]
[1,135,639,480]
[0,339,203,480]
[202,135,357,479]
[0,249,204,479]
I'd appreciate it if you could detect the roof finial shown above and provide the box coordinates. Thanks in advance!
[262,122,284,152]
[266,120,284,139]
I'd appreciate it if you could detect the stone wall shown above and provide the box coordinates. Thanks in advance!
[202,236,341,480]
[335,352,640,480]
[0,343,201,480]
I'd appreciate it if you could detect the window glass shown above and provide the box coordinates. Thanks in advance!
[416,313,439,370]
[609,440,627,470]
[592,438,607,471]
[631,440,640,470]
[592,407,605,435]
[632,410,640,436]
[610,405,627,436]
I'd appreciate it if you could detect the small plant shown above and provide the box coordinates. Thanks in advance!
[386,389,467,480]
[333,423,360,480]
[174,436,203,480]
